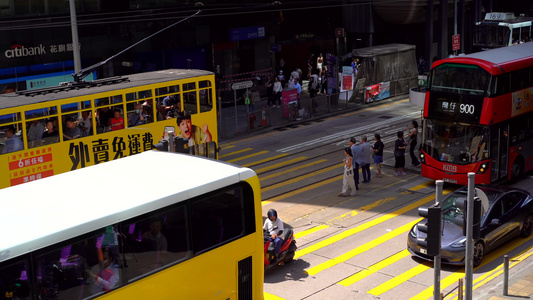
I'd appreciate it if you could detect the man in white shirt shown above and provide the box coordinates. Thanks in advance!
[263,209,284,259]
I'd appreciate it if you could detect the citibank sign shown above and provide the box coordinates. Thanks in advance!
[5,44,46,58]
[4,43,79,59]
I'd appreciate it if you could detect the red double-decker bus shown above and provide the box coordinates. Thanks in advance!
[420,42,533,185]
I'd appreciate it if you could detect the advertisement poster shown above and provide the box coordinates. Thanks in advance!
[512,88,533,117]
[365,81,391,103]
[282,88,298,118]
[340,66,353,92]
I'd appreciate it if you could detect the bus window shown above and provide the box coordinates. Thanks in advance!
[120,205,190,282]
[0,259,30,299]
[35,228,122,299]
[198,80,211,88]
[96,107,113,133]
[42,118,60,145]
[0,123,23,154]
[191,188,246,253]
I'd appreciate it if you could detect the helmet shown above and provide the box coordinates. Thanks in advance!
[279,70,283,74]
[267,209,278,219]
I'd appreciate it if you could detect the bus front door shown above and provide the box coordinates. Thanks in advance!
[490,125,509,182]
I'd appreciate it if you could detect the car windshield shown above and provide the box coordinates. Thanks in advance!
[441,188,502,224]
[422,119,489,164]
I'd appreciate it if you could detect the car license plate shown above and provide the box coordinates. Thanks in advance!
[420,248,427,254]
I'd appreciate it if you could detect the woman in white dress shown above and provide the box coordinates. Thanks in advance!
[339,147,357,197]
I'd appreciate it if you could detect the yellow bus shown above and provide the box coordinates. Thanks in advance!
[0,69,218,189]
[0,150,264,299]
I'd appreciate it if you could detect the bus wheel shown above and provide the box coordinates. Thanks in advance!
[511,158,524,181]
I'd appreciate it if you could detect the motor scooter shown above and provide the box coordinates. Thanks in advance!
[264,226,297,271]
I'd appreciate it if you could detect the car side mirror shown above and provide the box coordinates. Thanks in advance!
[490,219,500,226]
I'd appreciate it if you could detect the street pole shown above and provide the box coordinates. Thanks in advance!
[465,172,475,299]
[234,89,238,133]
[434,180,443,300]
[68,0,81,74]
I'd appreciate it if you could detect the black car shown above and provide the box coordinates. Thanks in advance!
[407,185,533,267]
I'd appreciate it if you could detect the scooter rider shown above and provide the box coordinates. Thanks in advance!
[263,209,284,260]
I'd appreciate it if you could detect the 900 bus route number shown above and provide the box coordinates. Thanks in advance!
[460,104,475,114]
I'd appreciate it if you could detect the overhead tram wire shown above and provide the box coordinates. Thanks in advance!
[70,9,201,84]
[0,0,399,31]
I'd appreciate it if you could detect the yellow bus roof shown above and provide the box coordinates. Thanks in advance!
[0,150,256,263]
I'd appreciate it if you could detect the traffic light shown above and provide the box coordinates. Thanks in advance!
[454,197,482,238]
[455,198,467,236]
[473,197,482,239]
[417,205,442,256]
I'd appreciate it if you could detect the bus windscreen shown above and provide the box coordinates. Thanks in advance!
[430,64,490,96]
[422,119,489,165]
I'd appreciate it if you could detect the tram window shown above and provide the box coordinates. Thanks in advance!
[168,85,179,93]
[111,95,123,104]
[155,87,168,96]
[183,82,195,91]
[199,89,212,113]
[198,80,211,88]
[126,101,152,127]
[95,97,110,107]
[157,94,181,120]
[35,227,122,299]
[0,123,24,154]
[26,117,47,148]
[109,106,125,132]
[120,205,190,282]
[0,259,31,299]
[0,113,21,125]
[183,91,197,115]
[24,107,58,119]
[60,100,91,113]
[126,90,151,101]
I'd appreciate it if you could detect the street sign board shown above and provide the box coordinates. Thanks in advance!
[231,81,253,90]
[452,34,460,50]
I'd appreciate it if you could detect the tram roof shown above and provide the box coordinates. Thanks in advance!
[0,69,213,110]
[0,150,256,263]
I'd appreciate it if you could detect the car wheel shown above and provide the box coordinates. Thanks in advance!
[473,242,484,268]
[521,214,533,237]
[511,158,524,182]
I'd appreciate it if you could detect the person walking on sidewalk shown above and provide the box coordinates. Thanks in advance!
[349,137,363,190]
[265,75,274,107]
[406,120,420,166]
[372,134,384,178]
[339,147,356,197]
[273,76,283,107]
[394,131,407,176]
[360,135,372,183]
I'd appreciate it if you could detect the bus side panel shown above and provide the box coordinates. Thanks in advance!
[99,235,261,299]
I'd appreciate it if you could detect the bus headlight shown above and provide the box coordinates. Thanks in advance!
[478,163,488,174]
[420,153,425,164]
